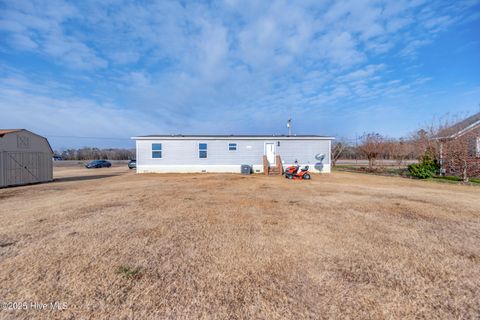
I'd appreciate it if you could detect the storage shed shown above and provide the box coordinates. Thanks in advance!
[0,129,53,188]
[132,135,334,174]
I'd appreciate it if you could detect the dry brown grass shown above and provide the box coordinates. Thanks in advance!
[0,167,479,319]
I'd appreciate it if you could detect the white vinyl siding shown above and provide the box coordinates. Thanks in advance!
[136,138,332,173]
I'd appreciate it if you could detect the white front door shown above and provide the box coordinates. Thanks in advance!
[265,143,275,165]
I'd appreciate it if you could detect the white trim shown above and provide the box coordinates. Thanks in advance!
[328,140,331,164]
[264,142,276,165]
[137,164,264,173]
[132,136,335,141]
[451,120,480,139]
[477,137,480,158]
[135,141,139,173]
[436,120,480,141]
[136,163,331,174]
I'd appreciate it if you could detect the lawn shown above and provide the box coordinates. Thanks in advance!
[0,167,479,319]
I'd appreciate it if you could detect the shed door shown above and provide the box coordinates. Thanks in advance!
[265,143,275,165]
[4,152,41,186]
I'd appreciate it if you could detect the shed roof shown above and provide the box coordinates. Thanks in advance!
[0,129,22,137]
[132,134,335,140]
[0,129,54,153]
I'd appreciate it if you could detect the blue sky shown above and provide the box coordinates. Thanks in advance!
[1,0,479,149]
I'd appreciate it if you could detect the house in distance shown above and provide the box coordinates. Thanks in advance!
[131,135,334,174]
[436,112,480,178]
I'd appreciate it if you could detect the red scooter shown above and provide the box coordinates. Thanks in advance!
[284,162,311,180]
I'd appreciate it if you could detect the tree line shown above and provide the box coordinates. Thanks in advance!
[332,130,431,168]
[333,116,479,182]
[55,148,135,160]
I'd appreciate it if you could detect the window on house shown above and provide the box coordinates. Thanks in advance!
[152,143,162,158]
[277,141,281,147]
[228,143,237,151]
[199,143,207,158]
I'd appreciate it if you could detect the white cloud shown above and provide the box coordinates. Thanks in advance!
[0,72,160,148]
[1,0,466,73]
[399,39,431,57]
[337,64,386,82]
[0,0,106,70]
[316,31,365,68]
[0,0,478,144]
[10,34,38,49]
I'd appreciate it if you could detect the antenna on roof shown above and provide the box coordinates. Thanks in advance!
[287,119,292,136]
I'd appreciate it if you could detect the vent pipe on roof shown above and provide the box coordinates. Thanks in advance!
[287,119,292,136]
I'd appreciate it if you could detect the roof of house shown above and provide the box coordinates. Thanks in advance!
[132,134,335,140]
[0,129,22,137]
[436,112,480,140]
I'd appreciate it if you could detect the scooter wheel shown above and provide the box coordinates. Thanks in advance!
[286,174,293,179]
[303,174,311,180]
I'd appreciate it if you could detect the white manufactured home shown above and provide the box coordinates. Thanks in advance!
[132,135,334,174]
[0,129,53,188]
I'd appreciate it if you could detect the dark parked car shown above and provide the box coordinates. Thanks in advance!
[85,160,112,169]
[128,160,136,169]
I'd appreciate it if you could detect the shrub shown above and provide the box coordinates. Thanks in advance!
[408,154,440,179]
[408,163,433,179]
[470,177,480,184]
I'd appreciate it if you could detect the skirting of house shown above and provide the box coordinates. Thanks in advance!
[136,164,331,174]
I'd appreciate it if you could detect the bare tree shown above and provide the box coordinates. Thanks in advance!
[358,133,386,170]
[331,142,346,167]
[440,131,479,182]
[58,148,135,160]
[412,113,480,182]
[387,138,413,166]
[410,116,455,160]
